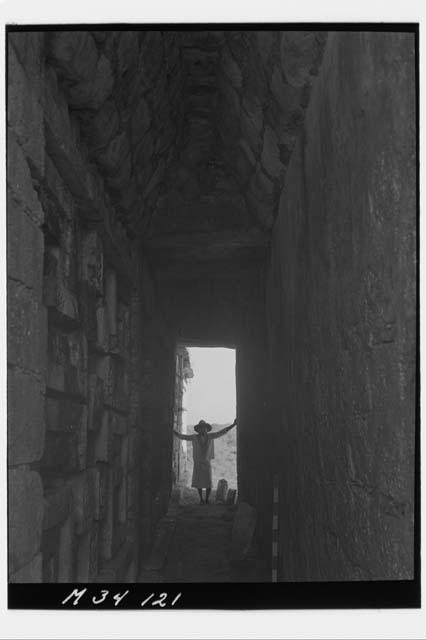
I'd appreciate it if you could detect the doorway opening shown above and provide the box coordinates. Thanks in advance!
[173,345,237,500]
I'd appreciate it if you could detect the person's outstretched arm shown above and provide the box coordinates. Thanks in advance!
[173,430,194,441]
[210,419,237,439]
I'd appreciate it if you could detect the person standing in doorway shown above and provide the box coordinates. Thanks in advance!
[173,419,237,504]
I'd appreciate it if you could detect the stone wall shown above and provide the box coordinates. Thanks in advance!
[172,347,193,484]
[7,31,175,582]
[265,32,416,581]
[8,32,48,583]
[45,29,185,235]
[135,279,176,562]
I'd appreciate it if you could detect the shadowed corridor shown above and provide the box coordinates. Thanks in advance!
[7,28,416,587]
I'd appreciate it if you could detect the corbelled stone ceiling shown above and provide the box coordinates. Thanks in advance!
[46,29,326,265]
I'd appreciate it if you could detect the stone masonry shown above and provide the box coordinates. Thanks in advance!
[266,32,416,580]
[7,30,179,582]
[8,28,416,583]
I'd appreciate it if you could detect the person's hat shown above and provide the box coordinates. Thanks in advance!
[194,420,212,433]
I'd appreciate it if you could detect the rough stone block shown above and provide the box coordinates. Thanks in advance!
[46,365,64,394]
[44,152,74,219]
[8,467,44,575]
[7,279,47,375]
[57,398,86,432]
[50,31,98,83]
[8,367,45,465]
[47,329,87,396]
[42,402,87,472]
[43,67,78,178]
[43,68,101,213]
[43,245,79,323]
[67,331,88,382]
[7,45,45,178]
[42,431,81,473]
[270,66,304,116]
[96,355,114,406]
[46,330,66,392]
[280,31,326,88]
[68,53,113,109]
[9,553,42,583]
[7,129,44,226]
[7,192,44,292]
[43,482,72,530]
[80,230,104,294]
[88,373,104,431]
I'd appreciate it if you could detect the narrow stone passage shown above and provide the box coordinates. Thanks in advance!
[163,489,268,583]
[7,28,416,588]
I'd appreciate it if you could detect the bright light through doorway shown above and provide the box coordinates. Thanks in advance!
[183,347,237,492]
[185,347,236,426]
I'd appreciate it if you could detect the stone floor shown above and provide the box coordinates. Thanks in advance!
[162,488,268,583]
